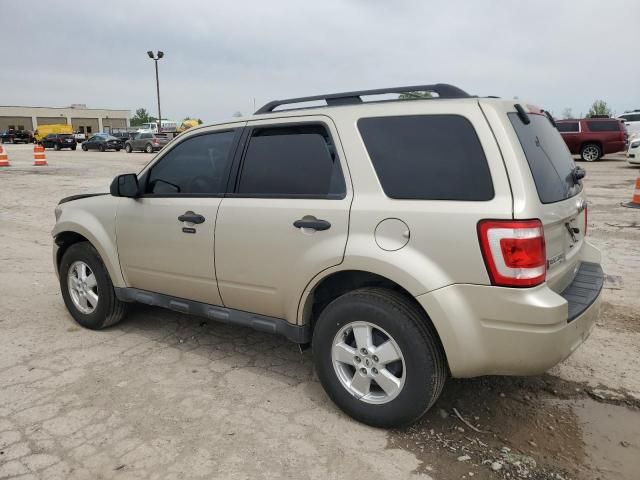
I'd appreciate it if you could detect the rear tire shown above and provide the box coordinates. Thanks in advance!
[54,143,61,151]
[145,143,153,153]
[71,146,77,151]
[312,287,447,428]
[581,143,601,162]
[59,242,127,330]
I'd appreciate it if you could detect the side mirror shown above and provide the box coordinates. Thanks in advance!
[110,173,140,198]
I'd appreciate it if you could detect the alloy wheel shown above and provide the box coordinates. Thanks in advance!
[67,261,99,314]
[331,321,406,404]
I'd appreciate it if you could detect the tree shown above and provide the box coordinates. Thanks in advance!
[398,91,433,100]
[587,100,612,118]
[131,108,151,126]
[561,107,574,119]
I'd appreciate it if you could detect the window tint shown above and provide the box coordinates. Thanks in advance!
[557,122,579,133]
[621,114,640,122]
[237,124,345,198]
[586,120,621,132]
[147,131,236,195]
[509,113,582,204]
[358,115,493,200]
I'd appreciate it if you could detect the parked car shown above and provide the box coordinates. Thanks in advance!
[41,134,77,151]
[618,110,640,140]
[627,138,640,165]
[52,84,602,428]
[34,124,73,143]
[73,132,87,143]
[124,132,170,153]
[556,118,626,161]
[111,131,133,143]
[81,135,123,152]
[1,129,34,144]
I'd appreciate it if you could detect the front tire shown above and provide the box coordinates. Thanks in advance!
[125,144,132,153]
[581,143,601,162]
[82,144,88,151]
[59,242,127,330]
[312,288,447,428]
[99,145,105,152]
[54,143,61,151]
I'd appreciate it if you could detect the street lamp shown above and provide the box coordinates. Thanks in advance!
[147,50,164,132]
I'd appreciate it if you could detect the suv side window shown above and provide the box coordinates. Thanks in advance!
[557,122,579,133]
[236,124,346,198]
[358,115,494,200]
[146,130,237,195]
[586,120,620,132]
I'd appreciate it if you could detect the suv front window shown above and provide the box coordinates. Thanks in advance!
[557,122,579,133]
[147,130,237,195]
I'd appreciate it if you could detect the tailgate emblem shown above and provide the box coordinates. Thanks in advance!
[547,253,565,269]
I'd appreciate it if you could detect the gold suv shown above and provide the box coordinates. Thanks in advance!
[53,84,603,427]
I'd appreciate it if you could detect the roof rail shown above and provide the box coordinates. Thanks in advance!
[255,83,471,114]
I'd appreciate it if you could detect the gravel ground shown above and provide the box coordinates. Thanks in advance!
[0,144,638,479]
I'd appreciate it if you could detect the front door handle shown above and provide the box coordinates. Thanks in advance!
[293,217,331,231]
[178,211,206,224]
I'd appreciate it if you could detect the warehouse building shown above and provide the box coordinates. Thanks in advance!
[0,104,130,135]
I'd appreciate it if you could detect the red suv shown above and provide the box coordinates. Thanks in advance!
[556,118,626,161]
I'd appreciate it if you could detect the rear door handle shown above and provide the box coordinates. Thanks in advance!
[178,211,206,224]
[293,218,331,231]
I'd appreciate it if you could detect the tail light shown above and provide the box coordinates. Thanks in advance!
[152,138,158,145]
[477,219,546,287]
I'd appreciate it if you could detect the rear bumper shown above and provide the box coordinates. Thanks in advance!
[417,248,603,377]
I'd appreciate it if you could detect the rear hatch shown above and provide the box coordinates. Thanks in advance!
[507,111,587,294]
[154,134,169,146]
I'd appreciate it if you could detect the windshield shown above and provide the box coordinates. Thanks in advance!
[509,113,582,204]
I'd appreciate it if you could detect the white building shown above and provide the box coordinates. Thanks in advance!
[0,104,130,136]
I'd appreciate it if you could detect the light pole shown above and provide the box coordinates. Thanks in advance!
[147,50,164,132]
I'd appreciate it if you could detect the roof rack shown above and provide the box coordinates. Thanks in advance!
[255,83,471,114]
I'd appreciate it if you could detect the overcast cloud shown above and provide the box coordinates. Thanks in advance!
[1,0,638,122]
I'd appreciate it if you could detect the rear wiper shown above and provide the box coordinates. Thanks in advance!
[571,166,586,184]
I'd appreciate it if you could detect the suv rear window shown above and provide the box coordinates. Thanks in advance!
[557,122,579,133]
[586,120,621,132]
[358,115,493,200]
[509,113,582,204]
[237,124,345,198]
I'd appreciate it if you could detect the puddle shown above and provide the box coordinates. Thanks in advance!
[572,398,640,480]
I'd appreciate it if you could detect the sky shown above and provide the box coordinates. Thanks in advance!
[1,0,638,122]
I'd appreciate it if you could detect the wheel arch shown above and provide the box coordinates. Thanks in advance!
[298,269,449,364]
[53,220,125,288]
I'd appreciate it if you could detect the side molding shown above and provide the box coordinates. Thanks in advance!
[115,287,311,344]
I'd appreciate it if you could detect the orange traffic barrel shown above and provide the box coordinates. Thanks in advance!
[622,176,640,209]
[33,144,48,166]
[0,145,9,167]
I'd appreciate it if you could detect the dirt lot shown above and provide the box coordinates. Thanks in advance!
[0,144,639,479]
